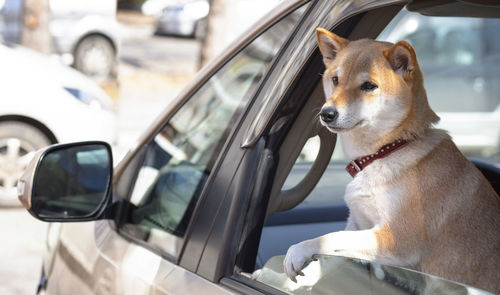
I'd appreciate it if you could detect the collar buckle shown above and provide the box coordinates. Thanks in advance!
[346,160,362,177]
[350,160,361,172]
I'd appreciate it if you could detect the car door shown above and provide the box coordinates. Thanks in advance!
[41,2,309,294]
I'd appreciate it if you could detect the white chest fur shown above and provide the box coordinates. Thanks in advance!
[344,173,401,229]
[342,129,449,230]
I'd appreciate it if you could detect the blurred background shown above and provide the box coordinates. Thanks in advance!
[0,0,280,293]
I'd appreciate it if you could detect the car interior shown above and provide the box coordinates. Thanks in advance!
[232,0,500,291]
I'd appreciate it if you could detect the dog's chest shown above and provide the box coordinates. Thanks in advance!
[344,169,401,229]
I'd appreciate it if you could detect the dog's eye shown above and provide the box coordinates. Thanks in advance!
[332,76,338,86]
[360,81,378,91]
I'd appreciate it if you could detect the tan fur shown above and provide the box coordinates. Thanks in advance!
[284,28,500,293]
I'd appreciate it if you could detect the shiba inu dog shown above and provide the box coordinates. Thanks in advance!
[283,28,500,293]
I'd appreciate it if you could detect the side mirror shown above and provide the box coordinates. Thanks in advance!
[18,141,113,222]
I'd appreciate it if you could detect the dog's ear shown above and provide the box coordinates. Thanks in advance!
[383,41,417,81]
[316,28,348,66]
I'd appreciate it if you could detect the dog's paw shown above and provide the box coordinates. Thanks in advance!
[283,242,314,283]
[250,268,261,280]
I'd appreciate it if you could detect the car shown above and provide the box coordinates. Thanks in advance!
[17,0,500,294]
[154,0,209,38]
[0,42,116,206]
[0,0,120,80]
[141,0,176,16]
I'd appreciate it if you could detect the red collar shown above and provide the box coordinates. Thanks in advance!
[345,139,409,178]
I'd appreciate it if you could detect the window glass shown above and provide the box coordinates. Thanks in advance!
[256,255,489,294]
[119,5,308,258]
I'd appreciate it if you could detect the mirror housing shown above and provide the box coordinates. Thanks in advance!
[18,141,113,222]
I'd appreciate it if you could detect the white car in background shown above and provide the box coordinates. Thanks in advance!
[0,0,119,80]
[0,42,116,206]
[153,0,209,38]
[150,0,282,40]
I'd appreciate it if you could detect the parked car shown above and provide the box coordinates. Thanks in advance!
[154,0,209,38]
[153,0,282,41]
[0,42,116,206]
[141,0,176,16]
[18,0,500,294]
[0,0,119,80]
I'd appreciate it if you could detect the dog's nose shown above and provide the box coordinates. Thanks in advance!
[320,107,339,123]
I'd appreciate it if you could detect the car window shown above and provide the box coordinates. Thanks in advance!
[258,6,500,295]
[118,5,309,259]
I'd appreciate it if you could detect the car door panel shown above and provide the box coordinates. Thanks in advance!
[46,221,157,295]
[155,265,237,295]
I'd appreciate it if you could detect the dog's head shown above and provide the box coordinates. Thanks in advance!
[316,28,439,143]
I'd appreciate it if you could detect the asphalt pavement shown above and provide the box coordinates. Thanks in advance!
[0,12,200,295]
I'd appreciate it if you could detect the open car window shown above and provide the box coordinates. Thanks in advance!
[255,4,499,295]
[256,255,490,295]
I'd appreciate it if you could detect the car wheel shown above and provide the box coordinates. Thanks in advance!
[73,35,115,80]
[0,121,52,206]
